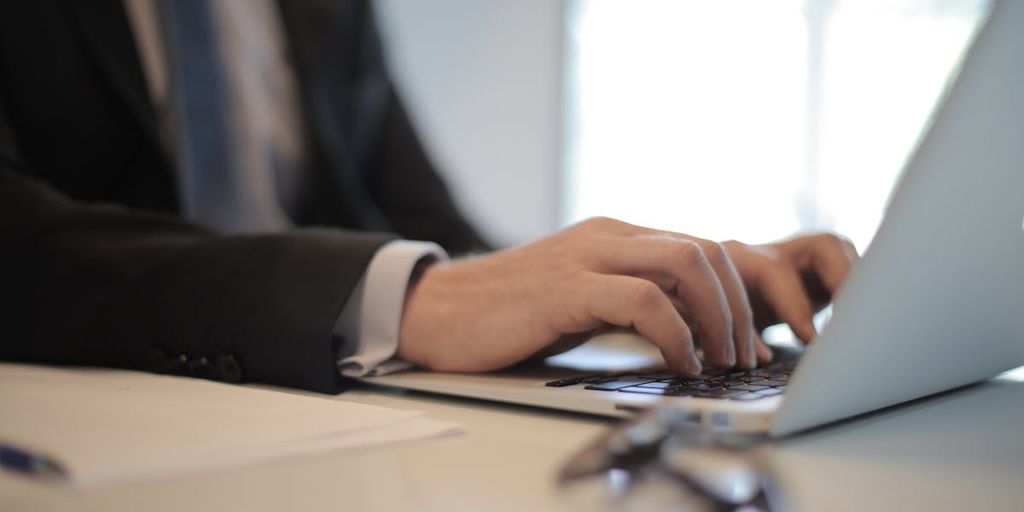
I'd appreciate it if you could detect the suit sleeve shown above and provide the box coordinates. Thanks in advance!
[0,99,393,394]
[355,3,492,256]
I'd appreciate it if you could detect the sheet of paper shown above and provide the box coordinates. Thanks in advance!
[0,363,460,487]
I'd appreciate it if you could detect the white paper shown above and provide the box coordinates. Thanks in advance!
[0,363,460,487]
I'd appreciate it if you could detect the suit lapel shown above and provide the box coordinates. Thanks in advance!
[276,0,354,91]
[63,0,391,230]
[63,0,164,157]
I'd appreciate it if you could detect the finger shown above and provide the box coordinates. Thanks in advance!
[633,274,701,330]
[695,240,757,369]
[592,236,735,368]
[582,274,702,376]
[842,239,860,261]
[754,262,817,344]
[754,331,773,364]
[631,272,685,302]
[784,234,856,296]
[637,232,756,369]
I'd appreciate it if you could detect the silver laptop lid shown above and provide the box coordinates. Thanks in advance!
[772,0,1024,436]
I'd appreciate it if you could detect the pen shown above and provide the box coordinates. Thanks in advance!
[559,406,781,510]
[0,443,68,482]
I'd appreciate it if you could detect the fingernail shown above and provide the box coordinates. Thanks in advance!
[803,321,818,342]
[688,354,703,376]
[724,346,736,367]
[742,340,754,368]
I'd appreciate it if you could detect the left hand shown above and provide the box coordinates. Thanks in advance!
[723,233,859,362]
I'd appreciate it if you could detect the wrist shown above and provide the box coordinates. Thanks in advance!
[397,258,446,367]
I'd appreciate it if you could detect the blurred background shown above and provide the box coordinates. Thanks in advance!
[375,0,988,250]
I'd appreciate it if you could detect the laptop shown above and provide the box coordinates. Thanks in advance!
[362,0,1024,437]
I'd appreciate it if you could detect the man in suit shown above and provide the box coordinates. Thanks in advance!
[0,0,856,394]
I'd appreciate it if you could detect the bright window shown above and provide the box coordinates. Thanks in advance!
[564,0,988,251]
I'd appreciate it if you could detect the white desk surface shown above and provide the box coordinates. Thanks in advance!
[2,372,1023,511]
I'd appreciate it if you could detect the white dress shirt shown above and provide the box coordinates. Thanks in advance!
[124,0,442,376]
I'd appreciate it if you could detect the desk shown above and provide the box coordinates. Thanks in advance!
[2,373,1023,511]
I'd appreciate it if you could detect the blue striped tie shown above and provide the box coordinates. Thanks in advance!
[160,0,236,230]
[160,0,289,232]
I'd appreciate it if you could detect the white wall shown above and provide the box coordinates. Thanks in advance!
[374,0,565,247]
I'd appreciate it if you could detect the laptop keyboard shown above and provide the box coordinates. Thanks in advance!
[544,349,800,401]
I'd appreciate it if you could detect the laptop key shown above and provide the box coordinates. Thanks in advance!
[641,372,677,380]
[664,387,698,397]
[584,377,657,391]
[618,386,668,395]
[760,380,787,388]
[638,381,671,389]
[676,383,722,393]
[705,388,745,399]
[545,375,617,387]
[545,377,585,387]
[664,378,712,387]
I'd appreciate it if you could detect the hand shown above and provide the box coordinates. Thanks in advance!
[399,217,766,377]
[397,218,858,376]
[722,233,859,344]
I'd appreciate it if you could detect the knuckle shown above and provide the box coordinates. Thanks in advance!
[630,281,664,309]
[721,239,745,256]
[582,216,619,230]
[816,232,846,249]
[669,239,705,267]
[702,241,729,266]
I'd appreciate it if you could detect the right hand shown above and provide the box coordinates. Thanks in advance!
[397,217,761,377]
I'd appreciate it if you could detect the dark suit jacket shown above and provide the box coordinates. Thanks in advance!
[0,0,488,393]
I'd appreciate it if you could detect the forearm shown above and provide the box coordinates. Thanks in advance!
[0,170,393,392]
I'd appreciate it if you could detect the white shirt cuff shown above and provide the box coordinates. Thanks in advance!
[335,240,448,377]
